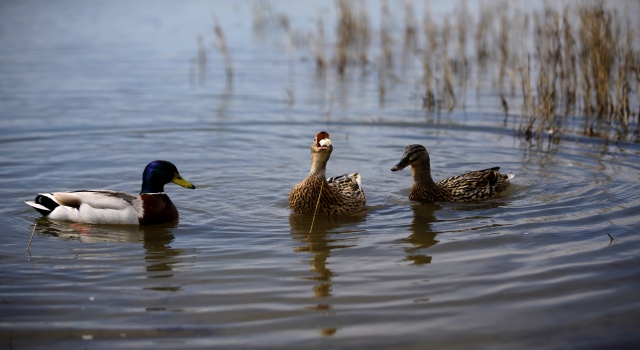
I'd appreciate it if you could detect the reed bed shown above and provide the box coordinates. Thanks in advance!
[249,1,639,142]
[213,16,234,80]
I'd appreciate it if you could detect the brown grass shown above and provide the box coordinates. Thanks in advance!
[250,1,639,142]
[310,17,328,71]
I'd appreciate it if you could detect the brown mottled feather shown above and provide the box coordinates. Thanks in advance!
[411,167,512,202]
[289,131,366,215]
[289,175,365,215]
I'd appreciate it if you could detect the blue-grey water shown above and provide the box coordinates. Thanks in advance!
[1,1,640,349]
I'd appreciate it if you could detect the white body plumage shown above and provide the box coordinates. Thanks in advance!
[25,191,144,225]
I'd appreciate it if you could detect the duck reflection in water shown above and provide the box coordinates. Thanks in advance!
[404,205,441,265]
[289,214,364,301]
[32,218,183,291]
[141,225,182,284]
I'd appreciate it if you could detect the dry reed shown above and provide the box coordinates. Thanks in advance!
[335,0,371,76]
[250,1,639,142]
[213,16,233,80]
[310,17,328,71]
[308,181,324,234]
[422,4,437,110]
[27,222,37,251]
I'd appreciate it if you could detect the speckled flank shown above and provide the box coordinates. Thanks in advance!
[410,167,512,203]
[290,174,365,215]
[289,174,366,215]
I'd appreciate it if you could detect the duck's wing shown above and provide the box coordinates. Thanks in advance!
[25,190,141,224]
[55,190,137,209]
[437,167,514,202]
[437,167,503,188]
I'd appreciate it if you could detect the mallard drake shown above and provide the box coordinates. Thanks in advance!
[289,131,366,215]
[391,144,514,203]
[25,160,195,225]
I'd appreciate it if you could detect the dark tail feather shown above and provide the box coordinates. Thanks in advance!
[26,194,59,216]
[37,194,59,211]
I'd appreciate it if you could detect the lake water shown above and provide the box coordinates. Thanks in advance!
[1,1,640,349]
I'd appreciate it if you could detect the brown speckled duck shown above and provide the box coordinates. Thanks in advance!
[391,144,514,203]
[25,160,195,225]
[289,131,366,215]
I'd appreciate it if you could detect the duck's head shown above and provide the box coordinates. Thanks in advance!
[140,160,196,194]
[311,131,333,155]
[391,144,429,171]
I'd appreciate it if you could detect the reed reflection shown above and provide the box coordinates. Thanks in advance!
[215,77,234,120]
[404,205,441,265]
[289,214,363,301]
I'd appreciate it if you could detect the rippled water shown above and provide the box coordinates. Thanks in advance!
[2,1,640,349]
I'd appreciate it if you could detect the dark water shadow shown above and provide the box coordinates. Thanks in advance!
[289,213,365,308]
[402,204,441,265]
[32,218,183,290]
[447,200,512,212]
[140,226,182,285]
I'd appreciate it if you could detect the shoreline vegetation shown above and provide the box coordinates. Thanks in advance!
[240,1,640,142]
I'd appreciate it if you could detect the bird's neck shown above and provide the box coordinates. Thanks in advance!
[309,155,329,178]
[412,162,437,187]
[140,179,165,194]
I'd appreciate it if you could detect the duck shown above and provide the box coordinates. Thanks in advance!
[289,131,366,215]
[391,144,514,203]
[25,160,196,225]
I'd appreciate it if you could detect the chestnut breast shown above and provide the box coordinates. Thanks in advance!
[139,193,179,225]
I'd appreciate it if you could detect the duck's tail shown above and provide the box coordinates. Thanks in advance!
[351,173,362,187]
[25,193,59,216]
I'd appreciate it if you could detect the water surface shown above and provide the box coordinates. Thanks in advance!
[1,1,640,349]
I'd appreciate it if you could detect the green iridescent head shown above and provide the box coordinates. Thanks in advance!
[140,160,195,194]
